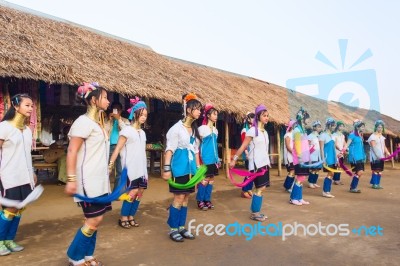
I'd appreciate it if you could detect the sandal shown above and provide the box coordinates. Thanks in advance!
[118,219,131,229]
[169,230,184,242]
[179,228,195,240]
[205,201,214,210]
[289,199,302,206]
[241,191,252,199]
[250,213,266,222]
[86,258,104,266]
[128,219,139,227]
[197,201,207,211]
[68,262,90,266]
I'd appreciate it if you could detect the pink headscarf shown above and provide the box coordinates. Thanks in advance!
[286,119,297,133]
[202,103,215,125]
[77,82,98,99]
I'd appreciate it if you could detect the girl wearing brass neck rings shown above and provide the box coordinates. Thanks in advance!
[342,119,366,193]
[162,93,202,242]
[230,104,271,222]
[0,94,36,256]
[290,107,311,206]
[196,104,220,210]
[65,83,110,266]
[332,121,345,185]
[283,120,296,193]
[367,120,390,189]
[319,118,337,198]
[109,97,148,229]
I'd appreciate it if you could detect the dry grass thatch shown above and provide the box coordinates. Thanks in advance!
[0,4,399,136]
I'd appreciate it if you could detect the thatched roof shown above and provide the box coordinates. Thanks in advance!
[0,3,399,136]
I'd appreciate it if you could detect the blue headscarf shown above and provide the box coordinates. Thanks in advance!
[127,97,147,121]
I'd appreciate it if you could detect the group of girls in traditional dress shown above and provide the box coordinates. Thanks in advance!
[281,107,392,207]
[64,84,151,265]
[0,86,395,264]
[162,94,222,242]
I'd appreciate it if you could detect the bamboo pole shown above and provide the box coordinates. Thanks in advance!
[277,126,281,176]
[225,121,230,178]
[390,136,394,168]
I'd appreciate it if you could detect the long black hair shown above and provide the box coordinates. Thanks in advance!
[187,99,202,142]
[295,107,310,133]
[2,94,33,122]
[182,94,202,142]
[243,112,255,131]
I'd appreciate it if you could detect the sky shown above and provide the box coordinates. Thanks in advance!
[4,0,400,120]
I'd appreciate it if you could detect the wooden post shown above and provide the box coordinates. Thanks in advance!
[225,121,230,178]
[390,136,394,168]
[276,125,281,176]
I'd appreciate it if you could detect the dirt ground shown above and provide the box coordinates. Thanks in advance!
[2,164,400,266]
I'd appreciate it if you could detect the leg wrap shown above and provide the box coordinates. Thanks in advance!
[196,183,206,201]
[167,205,181,229]
[0,210,14,240]
[5,213,21,241]
[242,176,253,192]
[333,172,340,181]
[284,175,295,190]
[250,194,263,213]
[290,183,302,201]
[204,184,213,201]
[129,194,142,217]
[323,177,331,193]
[350,176,359,190]
[85,230,97,257]
[289,176,295,190]
[377,173,382,185]
[121,200,132,216]
[370,172,378,185]
[178,206,188,228]
[299,185,304,199]
[314,173,319,184]
[308,173,314,184]
[67,225,96,261]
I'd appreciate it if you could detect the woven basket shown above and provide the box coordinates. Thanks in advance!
[43,148,65,163]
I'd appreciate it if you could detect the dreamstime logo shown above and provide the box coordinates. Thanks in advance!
[286,39,380,119]
[188,219,383,241]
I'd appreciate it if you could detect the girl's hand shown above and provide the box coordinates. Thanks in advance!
[65,181,77,196]
[229,160,236,169]
[162,171,171,181]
